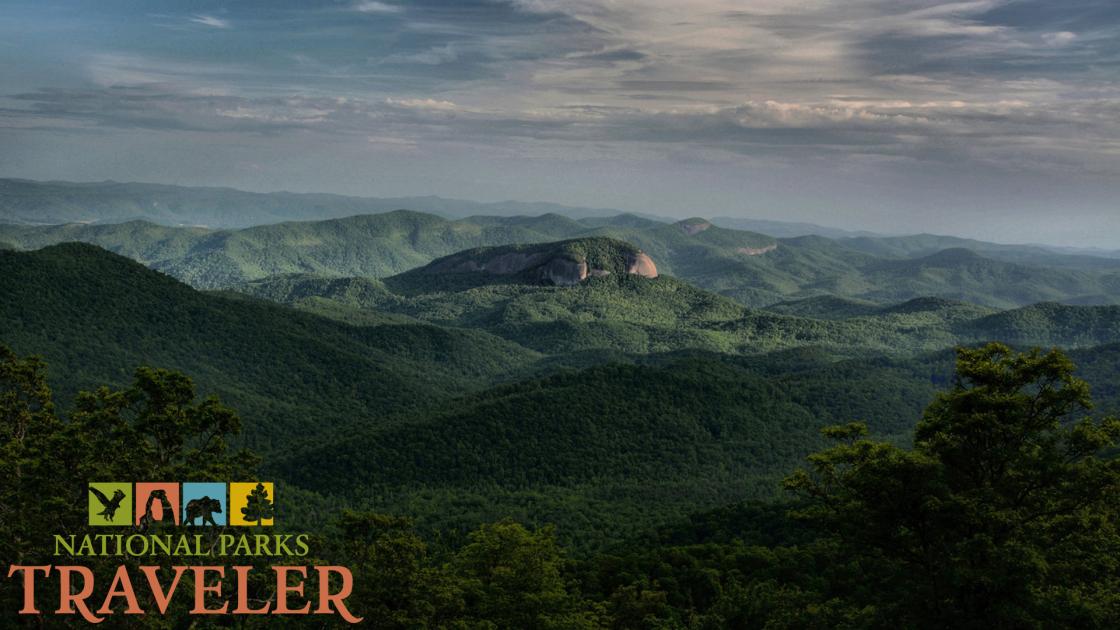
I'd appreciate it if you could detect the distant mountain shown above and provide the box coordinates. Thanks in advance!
[1,212,780,298]
[5,177,1118,262]
[5,197,1120,308]
[711,216,883,239]
[238,238,1120,356]
[0,211,587,288]
[841,234,1120,272]
[0,178,627,227]
[858,248,1120,308]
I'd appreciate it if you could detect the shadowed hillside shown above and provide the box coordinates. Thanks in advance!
[0,243,541,450]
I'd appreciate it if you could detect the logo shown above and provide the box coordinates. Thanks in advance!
[87,482,272,527]
[231,482,274,527]
[87,482,132,526]
[135,482,179,528]
[182,482,227,526]
[10,479,363,624]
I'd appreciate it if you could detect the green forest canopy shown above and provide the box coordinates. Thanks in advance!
[3,343,1119,627]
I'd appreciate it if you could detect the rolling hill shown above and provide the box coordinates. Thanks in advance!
[5,240,1120,550]
[273,353,951,547]
[6,208,1120,309]
[0,243,542,450]
[960,302,1120,348]
[270,341,1120,548]
[239,239,1120,356]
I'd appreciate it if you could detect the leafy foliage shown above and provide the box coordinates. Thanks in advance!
[3,340,1120,627]
[783,343,1120,627]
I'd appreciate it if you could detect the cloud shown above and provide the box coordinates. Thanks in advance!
[353,1,402,14]
[4,0,1120,228]
[381,44,461,66]
[188,14,230,29]
[1042,31,1077,46]
[384,97,461,111]
[11,76,1117,180]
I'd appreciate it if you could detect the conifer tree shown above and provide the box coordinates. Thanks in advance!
[241,482,275,527]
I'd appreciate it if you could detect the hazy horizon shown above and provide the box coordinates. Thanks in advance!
[2,1,1118,248]
[11,173,1119,251]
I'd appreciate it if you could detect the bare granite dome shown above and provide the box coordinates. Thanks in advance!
[411,237,658,287]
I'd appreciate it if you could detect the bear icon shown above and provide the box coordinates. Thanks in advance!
[184,496,223,527]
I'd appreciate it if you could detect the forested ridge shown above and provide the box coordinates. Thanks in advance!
[0,243,541,451]
[6,208,1120,307]
[4,220,1120,626]
[5,242,1120,551]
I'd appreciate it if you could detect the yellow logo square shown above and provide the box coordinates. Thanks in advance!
[229,482,274,526]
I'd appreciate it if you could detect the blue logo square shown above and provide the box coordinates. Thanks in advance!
[181,482,227,526]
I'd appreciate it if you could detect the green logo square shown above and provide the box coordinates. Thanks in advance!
[88,482,132,526]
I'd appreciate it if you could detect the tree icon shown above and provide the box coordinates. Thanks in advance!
[240,482,275,527]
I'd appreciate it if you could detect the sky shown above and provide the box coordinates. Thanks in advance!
[0,0,1118,247]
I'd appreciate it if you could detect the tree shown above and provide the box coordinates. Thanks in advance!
[333,511,465,628]
[0,346,63,570]
[0,346,267,625]
[241,482,275,527]
[785,343,1120,628]
[67,366,255,481]
[454,520,605,629]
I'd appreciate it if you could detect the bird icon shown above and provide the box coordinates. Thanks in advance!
[89,486,127,523]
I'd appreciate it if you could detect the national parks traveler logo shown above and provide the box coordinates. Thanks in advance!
[87,482,273,527]
[15,479,364,623]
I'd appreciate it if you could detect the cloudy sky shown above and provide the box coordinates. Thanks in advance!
[1,1,1118,246]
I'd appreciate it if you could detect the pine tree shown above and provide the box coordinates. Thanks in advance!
[241,483,275,527]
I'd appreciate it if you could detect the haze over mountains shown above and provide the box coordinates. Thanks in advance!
[0,178,629,228]
[3,178,1116,257]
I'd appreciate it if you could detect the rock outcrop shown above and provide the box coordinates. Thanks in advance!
[625,252,658,277]
[409,238,658,287]
[538,257,590,286]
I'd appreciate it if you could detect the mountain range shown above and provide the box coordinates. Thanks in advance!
[4,208,1120,309]
[0,178,627,227]
[4,179,1120,548]
[5,241,1120,546]
[5,177,1117,257]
